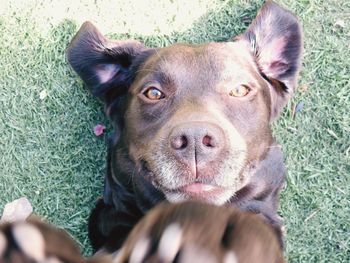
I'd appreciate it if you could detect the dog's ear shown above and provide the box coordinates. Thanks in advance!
[237,1,303,120]
[67,22,145,104]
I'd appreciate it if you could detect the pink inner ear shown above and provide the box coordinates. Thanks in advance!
[95,64,119,84]
[259,37,288,77]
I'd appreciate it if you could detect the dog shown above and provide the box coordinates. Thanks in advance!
[67,0,303,252]
[0,203,284,263]
[116,201,285,263]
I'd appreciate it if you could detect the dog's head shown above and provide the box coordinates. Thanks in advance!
[67,1,302,205]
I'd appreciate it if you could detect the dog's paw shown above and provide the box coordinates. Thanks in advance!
[0,218,84,263]
[115,202,285,263]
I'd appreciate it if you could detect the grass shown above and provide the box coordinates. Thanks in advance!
[0,0,349,261]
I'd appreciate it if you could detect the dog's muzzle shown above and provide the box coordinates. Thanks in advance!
[168,121,225,175]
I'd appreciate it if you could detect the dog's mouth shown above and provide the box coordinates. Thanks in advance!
[179,183,225,196]
[163,182,232,204]
[163,183,228,203]
[140,158,240,204]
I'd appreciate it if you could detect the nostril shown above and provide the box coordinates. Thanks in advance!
[202,135,215,147]
[171,135,188,150]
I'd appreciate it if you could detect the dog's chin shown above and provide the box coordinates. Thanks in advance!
[163,184,235,205]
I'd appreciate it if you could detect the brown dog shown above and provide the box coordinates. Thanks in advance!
[116,202,285,263]
[67,1,302,252]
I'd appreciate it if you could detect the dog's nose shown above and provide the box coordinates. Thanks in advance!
[170,134,217,150]
[169,122,225,164]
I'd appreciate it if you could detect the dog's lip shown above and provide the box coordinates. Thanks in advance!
[178,183,225,195]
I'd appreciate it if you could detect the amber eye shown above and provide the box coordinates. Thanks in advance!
[143,87,165,100]
[229,85,250,97]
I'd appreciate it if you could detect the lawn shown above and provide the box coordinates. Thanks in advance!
[0,0,349,261]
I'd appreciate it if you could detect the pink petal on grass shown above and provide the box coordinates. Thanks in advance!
[93,124,106,136]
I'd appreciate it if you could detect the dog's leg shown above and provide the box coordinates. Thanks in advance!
[0,217,85,263]
[229,144,285,247]
[115,202,285,263]
[89,140,143,252]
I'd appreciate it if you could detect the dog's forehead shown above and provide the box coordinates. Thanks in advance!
[136,41,257,87]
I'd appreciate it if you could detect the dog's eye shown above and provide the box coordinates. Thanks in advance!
[229,85,250,97]
[143,87,165,101]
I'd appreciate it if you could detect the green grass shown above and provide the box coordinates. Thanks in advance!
[0,0,349,261]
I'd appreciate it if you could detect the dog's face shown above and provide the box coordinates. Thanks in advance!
[67,1,302,205]
[125,42,273,204]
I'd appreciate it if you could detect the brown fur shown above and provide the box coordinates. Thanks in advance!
[0,217,84,263]
[117,202,285,263]
[0,208,284,263]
